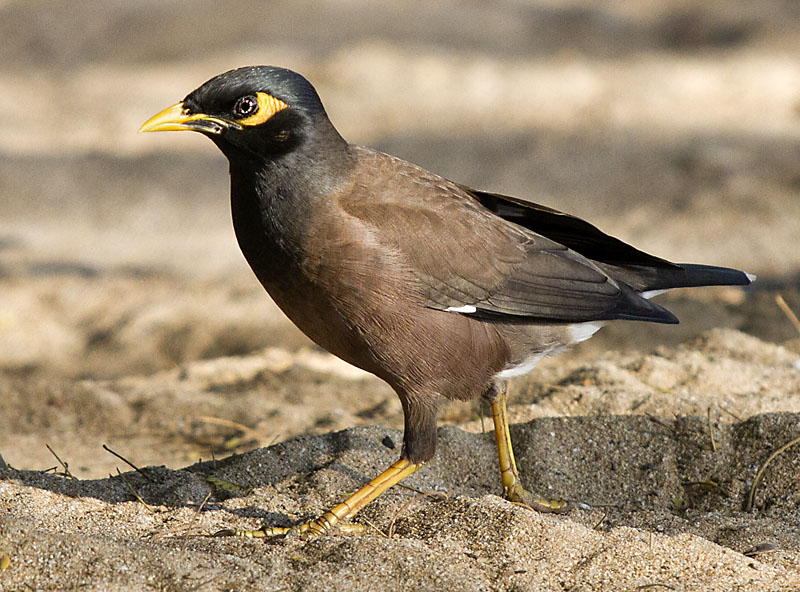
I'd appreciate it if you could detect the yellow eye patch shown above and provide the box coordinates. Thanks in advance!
[237,92,289,126]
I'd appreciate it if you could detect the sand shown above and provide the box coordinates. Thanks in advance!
[1,1,800,590]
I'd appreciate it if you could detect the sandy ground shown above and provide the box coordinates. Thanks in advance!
[2,1,800,590]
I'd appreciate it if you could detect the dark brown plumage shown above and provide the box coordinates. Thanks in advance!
[140,66,752,535]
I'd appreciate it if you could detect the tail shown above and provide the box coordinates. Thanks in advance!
[600,262,754,294]
[658,263,755,290]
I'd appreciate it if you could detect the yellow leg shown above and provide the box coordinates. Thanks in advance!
[490,388,525,502]
[225,459,422,537]
[489,387,569,513]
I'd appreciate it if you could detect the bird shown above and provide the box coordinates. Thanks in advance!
[139,65,753,536]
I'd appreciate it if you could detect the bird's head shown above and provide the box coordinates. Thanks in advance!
[139,66,342,162]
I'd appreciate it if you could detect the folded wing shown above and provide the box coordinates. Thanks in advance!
[342,155,747,324]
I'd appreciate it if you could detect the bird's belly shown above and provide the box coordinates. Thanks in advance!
[256,266,508,400]
[255,271,384,377]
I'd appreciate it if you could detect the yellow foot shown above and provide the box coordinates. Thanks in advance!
[488,386,571,516]
[505,483,570,514]
[212,458,421,539]
[213,520,366,538]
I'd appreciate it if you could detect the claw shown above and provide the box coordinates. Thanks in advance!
[513,494,571,514]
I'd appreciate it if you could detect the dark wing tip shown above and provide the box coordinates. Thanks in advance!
[608,282,680,324]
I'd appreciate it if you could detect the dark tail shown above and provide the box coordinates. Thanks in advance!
[669,264,754,289]
[601,262,754,293]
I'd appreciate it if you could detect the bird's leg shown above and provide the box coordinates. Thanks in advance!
[484,382,569,513]
[223,394,436,538]
[227,458,422,538]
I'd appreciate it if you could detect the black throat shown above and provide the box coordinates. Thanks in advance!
[225,120,353,287]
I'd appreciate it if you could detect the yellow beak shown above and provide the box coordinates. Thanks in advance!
[138,102,234,134]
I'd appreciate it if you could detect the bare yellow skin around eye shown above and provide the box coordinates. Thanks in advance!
[237,92,289,127]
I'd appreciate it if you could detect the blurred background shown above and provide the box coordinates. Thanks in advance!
[1,0,799,474]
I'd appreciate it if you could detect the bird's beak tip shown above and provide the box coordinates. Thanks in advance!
[138,102,190,134]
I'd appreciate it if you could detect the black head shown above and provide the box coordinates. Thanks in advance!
[140,66,345,162]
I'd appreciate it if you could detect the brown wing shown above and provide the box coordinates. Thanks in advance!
[340,148,678,324]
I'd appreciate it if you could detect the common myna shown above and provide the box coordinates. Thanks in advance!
[140,66,753,536]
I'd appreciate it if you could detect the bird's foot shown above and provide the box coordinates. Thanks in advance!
[504,483,570,514]
[213,459,420,539]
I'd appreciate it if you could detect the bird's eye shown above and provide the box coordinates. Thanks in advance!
[233,95,259,118]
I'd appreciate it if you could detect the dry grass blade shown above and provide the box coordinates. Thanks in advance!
[397,481,441,496]
[746,434,800,511]
[103,444,154,482]
[682,479,729,497]
[706,407,717,452]
[645,414,672,431]
[775,294,800,336]
[718,404,743,422]
[387,491,448,538]
[592,509,609,530]
[358,517,389,538]
[571,548,604,572]
[45,443,74,479]
[195,490,213,518]
[195,415,272,448]
[151,490,214,540]
[117,468,154,513]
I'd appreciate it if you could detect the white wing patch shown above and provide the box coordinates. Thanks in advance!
[494,322,604,381]
[640,289,667,300]
[569,321,604,344]
[495,350,550,379]
[445,304,477,314]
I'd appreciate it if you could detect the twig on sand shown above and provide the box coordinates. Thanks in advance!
[195,415,274,449]
[358,517,389,538]
[591,509,609,530]
[151,490,214,540]
[775,294,800,336]
[746,434,800,512]
[398,482,439,496]
[387,490,448,538]
[706,407,717,452]
[45,443,74,479]
[718,404,743,422]
[645,414,672,431]
[117,468,154,513]
[194,490,213,518]
[103,443,154,482]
